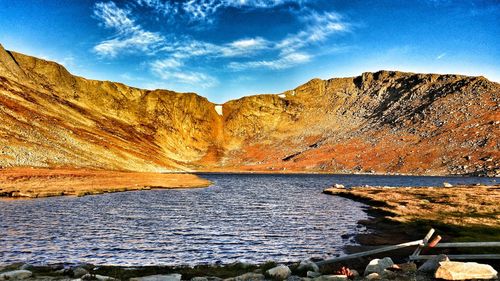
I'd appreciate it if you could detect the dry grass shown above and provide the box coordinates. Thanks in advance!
[0,168,211,198]
[324,185,500,228]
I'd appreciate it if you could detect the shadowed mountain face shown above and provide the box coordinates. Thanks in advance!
[0,44,498,175]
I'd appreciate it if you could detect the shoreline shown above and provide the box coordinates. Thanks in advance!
[323,185,500,267]
[0,168,211,198]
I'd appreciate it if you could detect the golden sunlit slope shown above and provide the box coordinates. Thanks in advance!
[0,44,498,175]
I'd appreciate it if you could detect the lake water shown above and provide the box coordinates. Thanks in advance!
[0,174,496,266]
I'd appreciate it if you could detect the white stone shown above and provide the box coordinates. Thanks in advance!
[278,94,286,98]
[334,184,345,189]
[443,182,453,187]
[130,274,182,281]
[435,261,498,280]
[364,257,394,276]
[0,270,33,280]
[365,273,380,280]
[266,265,292,280]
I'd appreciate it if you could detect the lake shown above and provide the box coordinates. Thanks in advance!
[0,173,496,266]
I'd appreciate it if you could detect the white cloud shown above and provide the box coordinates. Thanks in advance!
[151,58,218,88]
[93,1,164,57]
[137,0,307,21]
[228,52,311,70]
[436,53,446,60]
[277,11,349,54]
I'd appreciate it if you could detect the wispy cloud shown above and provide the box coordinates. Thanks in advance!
[436,52,446,60]
[228,52,311,70]
[93,1,351,86]
[136,0,308,22]
[93,1,164,57]
[151,58,218,88]
[278,11,349,54]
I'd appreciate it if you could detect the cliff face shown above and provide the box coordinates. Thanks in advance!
[0,44,498,175]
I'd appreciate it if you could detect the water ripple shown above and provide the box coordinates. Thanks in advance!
[0,174,495,266]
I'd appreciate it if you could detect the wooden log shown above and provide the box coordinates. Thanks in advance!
[432,242,500,248]
[409,254,500,260]
[411,228,435,257]
[317,239,424,266]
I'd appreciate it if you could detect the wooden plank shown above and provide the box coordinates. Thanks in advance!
[410,254,500,260]
[317,239,423,266]
[412,228,435,257]
[433,242,500,248]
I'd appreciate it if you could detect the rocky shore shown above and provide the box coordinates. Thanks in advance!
[0,168,211,198]
[1,255,497,281]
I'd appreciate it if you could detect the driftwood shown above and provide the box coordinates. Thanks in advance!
[317,228,500,266]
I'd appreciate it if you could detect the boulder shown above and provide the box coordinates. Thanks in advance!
[313,275,347,281]
[364,257,394,275]
[443,182,453,187]
[224,273,265,281]
[334,184,345,189]
[418,254,449,273]
[266,265,292,280]
[130,274,182,281]
[435,261,497,280]
[297,260,320,273]
[0,270,33,280]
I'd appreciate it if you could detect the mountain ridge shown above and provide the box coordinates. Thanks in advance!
[0,44,498,176]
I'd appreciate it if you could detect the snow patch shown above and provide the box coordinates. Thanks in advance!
[215,105,223,116]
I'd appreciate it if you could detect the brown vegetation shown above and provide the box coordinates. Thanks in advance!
[0,168,211,198]
[324,185,500,228]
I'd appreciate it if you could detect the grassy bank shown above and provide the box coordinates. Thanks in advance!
[0,168,211,198]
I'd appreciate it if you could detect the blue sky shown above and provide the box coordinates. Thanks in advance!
[0,0,499,103]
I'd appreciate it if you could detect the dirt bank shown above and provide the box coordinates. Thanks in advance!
[0,168,211,198]
[323,185,500,268]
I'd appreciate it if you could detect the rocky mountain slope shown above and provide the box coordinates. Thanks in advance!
[0,44,498,175]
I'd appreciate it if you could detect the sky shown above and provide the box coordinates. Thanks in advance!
[0,0,499,103]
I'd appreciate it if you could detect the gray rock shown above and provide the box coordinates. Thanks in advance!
[224,272,265,281]
[297,260,319,273]
[191,277,209,281]
[73,267,90,278]
[306,271,321,278]
[313,275,347,281]
[0,270,33,280]
[286,275,302,281]
[418,254,449,273]
[81,273,119,281]
[365,273,380,280]
[130,274,182,281]
[364,257,394,276]
[267,265,292,280]
[435,261,498,280]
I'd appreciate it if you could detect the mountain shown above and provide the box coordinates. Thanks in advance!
[0,44,498,176]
